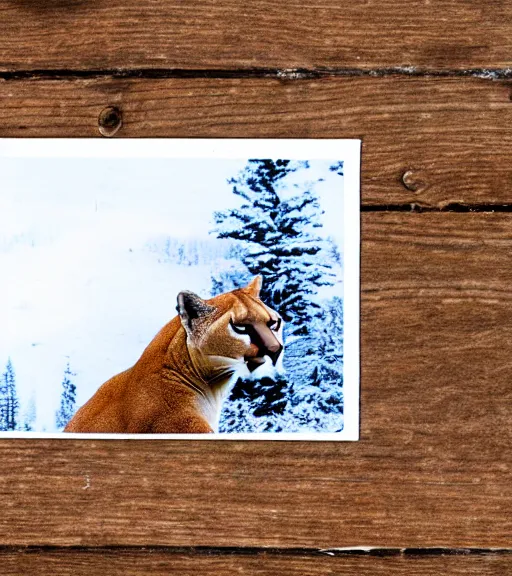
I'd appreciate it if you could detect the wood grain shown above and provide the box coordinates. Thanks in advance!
[0,0,511,71]
[3,0,511,566]
[1,76,511,208]
[1,549,511,576]
[0,213,510,548]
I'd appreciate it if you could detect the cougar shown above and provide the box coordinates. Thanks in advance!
[65,276,283,433]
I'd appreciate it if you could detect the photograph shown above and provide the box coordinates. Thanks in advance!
[0,139,360,440]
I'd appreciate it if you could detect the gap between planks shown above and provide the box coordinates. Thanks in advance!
[1,546,511,557]
[1,67,512,81]
[361,204,512,213]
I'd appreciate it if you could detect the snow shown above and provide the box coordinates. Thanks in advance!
[2,229,217,431]
[214,160,344,432]
[1,156,345,433]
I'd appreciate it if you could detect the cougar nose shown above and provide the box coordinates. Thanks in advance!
[267,344,283,366]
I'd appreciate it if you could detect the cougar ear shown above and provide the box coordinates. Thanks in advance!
[245,275,262,297]
[177,291,215,331]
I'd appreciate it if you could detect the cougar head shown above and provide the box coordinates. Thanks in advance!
[176,276,284,382]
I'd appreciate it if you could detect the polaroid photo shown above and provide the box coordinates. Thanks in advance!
[0,139,360,440]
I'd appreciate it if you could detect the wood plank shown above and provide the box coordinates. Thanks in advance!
[1,76,511,207]
[0,213,510,548]
[1,549,511,576]
[0,0,511,71]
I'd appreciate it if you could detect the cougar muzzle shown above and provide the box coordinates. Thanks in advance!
[245,322,283,371]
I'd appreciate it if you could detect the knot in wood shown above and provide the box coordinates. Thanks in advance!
[98,106,123,137]
[401,170,421,192]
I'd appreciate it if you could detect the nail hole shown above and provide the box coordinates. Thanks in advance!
[98,106,122,137]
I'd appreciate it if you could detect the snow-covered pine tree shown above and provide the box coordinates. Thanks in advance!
[210,261,252,296]
[213,159,344,432]
[285,296,344,432]
[0,366,5,431]
[329,160,344,177]
[0,359,20,431]
[21,394,37,431]
[0,363,6,431]
[213,159,335,336]
[55,362,77,430]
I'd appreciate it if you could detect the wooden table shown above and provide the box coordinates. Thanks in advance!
[1,1,511,573]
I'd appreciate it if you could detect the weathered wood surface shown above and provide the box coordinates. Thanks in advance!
[2,0,511,563]
[1,77,511,208]
[1,0,511,71]
[1,550,510,576]
[0,213,510,548]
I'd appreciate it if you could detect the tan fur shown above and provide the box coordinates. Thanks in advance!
[64,277,283,434]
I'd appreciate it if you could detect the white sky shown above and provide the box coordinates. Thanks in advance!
[0,156,344,431]
[1,157,344,241]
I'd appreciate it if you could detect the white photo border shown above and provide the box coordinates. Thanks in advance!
[0,138,361,441]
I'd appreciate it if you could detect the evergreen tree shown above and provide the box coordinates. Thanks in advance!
[21,393,37,431]
[213,160,344,433]
[177,243,186,265]
[329,160,344,176]
[284,296,344,431]
[55,362,77,430]
[0,365,5,431]
[0,359,20,431]
[213,159,336,336]
[210,261,252,296]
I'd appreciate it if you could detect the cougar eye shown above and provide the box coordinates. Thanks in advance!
[268,318,281,332]
[230,320,249,335]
